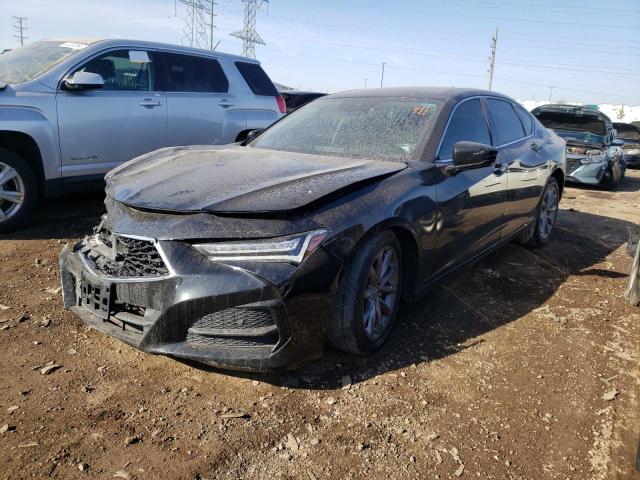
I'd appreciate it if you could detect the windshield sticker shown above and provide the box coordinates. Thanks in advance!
[59,42,88,50]
[129,50,151,63]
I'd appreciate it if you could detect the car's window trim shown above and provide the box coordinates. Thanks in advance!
[435,95,494,162]
[513,102,534,136]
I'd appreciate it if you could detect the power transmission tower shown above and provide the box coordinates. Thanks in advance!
[12,16,28,46]
[380,62,386,88]
[231,0,267,59]
[487,28,498,90]
[178,0,217,51]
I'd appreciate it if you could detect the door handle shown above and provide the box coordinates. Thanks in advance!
[530,142,541,152]
[218,99,235,108]
[139,99,161,107]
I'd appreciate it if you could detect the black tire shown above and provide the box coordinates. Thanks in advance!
[519,177,560,249]
[0,148,38,234]
[327,230,402,355]
[600,163,621,191]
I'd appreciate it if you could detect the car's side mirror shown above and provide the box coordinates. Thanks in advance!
[62,71,104,91]
[448,141,498,174]
[243,129,264,144]
[611,138,624,147]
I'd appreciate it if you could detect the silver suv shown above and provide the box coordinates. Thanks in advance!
[0,38,285,232]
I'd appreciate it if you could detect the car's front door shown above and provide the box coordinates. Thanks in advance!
[432,97,508,275]
[56,49,167,178]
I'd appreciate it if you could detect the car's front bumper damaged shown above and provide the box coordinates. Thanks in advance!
[59,229,341,371]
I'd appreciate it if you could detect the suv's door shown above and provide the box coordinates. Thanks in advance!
[484,98,544,236]
[57,49,167,177]
[159,52,239,146]
[433,98,508,275]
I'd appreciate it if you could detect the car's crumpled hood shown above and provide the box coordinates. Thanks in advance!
[105,145,406,213]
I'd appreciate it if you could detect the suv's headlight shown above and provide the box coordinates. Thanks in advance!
[193,229,329,264]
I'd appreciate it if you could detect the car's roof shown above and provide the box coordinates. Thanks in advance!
[327,86,513,102]
[45,37,257,63]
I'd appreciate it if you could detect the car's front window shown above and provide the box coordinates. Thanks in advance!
[251,97,442,162]
[0,41,88,84]
[615,125,640,142]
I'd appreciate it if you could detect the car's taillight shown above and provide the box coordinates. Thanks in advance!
[276,95,286,114]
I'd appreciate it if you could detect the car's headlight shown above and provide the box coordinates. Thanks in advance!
[193,229,329,264]
[581,154,606,164]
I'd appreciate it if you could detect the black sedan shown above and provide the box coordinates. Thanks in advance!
[59,87,566,371]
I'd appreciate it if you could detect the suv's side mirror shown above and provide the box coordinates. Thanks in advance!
[243,129,264,144]
[62,71,104,91]
[448,141,498,174]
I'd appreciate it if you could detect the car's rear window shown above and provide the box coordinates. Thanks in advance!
[162,53,229,93]
[235,61,277,96]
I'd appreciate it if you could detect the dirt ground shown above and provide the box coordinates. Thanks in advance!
[1,171,639,480]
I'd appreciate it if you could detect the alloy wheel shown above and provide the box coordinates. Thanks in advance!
[0,162,25,223]
[537,183,559,241]
[362,245,400,341]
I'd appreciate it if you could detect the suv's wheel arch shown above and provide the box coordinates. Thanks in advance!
[0,131,45,192]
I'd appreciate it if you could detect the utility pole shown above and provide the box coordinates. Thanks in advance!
[548,86,554,102]
[231,0,267,59]
[364,78,367,88]
[380,62,386,88]
[487,27,498,90]
[12,16,28,46]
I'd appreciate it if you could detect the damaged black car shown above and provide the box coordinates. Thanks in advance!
[532,104,625,189]
[60,87,566,371]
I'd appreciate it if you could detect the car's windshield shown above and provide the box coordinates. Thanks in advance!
[251,96,442,162]
[0,41,88,84]
[534,111,607,136]
[614,124,640,141]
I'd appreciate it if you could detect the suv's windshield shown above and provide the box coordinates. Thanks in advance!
[0,41,88,84]
[251,97,442,162]
[534,111,607,136]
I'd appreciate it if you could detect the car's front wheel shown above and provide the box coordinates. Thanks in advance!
[327,231,402,354]
[0,148,38,234]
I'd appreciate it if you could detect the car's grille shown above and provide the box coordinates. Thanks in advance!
[566,157,582,174]
[186,332,278,348]
[80,230,169,278]
[193,308,275,330]
[186,307,278,350]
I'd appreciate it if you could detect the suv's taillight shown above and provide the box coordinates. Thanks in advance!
[276,95,286,114]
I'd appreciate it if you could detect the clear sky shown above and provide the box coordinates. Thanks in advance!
[2,0,639,104]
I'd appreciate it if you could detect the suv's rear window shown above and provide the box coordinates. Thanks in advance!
[162,53,229,93]
[235,61,277,96]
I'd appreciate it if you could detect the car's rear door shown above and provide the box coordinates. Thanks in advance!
[159,51,239,146]
[432,97,508,275]
[484,98,546,236]
[57,48,167,177]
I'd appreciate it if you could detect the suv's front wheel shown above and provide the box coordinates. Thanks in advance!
[0,148,38,234]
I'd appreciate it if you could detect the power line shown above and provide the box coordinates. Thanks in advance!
[487,28,498,90]
[12,16,27,46]
[231,0,267,58]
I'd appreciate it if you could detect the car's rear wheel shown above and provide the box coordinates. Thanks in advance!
[0,148,38,234]
[327,231,402,354]
[520,177,560,248]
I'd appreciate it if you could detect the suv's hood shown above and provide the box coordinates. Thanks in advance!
[106,145,406,214]
[553,130,605,149]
